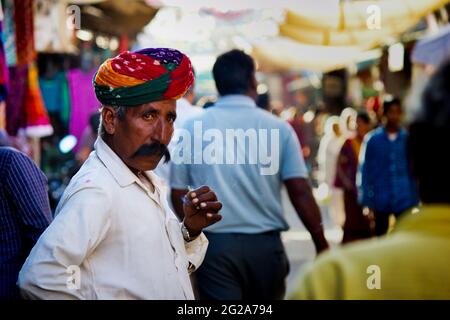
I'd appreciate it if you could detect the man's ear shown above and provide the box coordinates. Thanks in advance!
[101,106,117,135]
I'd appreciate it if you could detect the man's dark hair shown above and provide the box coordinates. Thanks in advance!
[383,96,401,115]
[407,59,450,204]
[356,111,370,124]
[212,49,255,96]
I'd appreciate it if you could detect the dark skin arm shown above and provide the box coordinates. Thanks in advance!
[284,177,329,254]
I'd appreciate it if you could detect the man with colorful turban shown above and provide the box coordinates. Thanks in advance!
[18,48,222,300]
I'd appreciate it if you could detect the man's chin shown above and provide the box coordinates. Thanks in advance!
[138,156,164,171]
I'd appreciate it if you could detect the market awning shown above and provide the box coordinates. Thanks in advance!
[412,24,450,66]
[252,37,382,73]
[280,0,450,49]
[70,0,158,38]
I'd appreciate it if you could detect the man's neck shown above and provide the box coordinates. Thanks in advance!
[222,92,256,101]
[385,124,400,133]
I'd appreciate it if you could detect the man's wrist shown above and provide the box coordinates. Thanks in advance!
[181,220,201,242]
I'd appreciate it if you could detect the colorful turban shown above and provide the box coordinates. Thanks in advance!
[93,48,194,106]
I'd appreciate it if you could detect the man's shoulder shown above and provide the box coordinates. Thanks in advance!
[0,147,41,177]
[314,233,416,273]
[0,147,32,164]
[368,127,385,139]
[364,127,385,146]
[242,108,294,132]
[64,155,116,197]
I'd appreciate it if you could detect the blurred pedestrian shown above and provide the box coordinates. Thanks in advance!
[287,108,312,166]
[0,147,52,299]
[171,49,329,300]
[358,97,419,236]
[317,116,345,228]
[340,107,357,139]
[18,48,222,300]
[290,59,450,300]
[334,112,373,243]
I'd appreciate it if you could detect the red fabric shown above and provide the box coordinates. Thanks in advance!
[119,34,129,53]
[24,64,51,130]
[14,0,36,66]
[110,52,167,82]
[164,55,194,99]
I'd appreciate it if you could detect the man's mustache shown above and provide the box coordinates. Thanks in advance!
[131,143,171,163]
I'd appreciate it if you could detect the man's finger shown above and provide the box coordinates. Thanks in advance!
[191,191,217,206]
[205,212,222,225]
[189,185,210,199]
[196,201,222,212]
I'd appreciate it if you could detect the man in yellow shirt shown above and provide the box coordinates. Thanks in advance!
[290,59,450,300]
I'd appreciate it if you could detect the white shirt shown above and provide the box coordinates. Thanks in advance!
[175,98,203,129]
[18,137,208,300]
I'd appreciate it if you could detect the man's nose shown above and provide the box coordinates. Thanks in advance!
[152,118,172,144]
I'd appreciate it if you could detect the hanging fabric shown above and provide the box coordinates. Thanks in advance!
[14,0,36,66]
[24,63,53,137]
[39,71,71,126]
[5,65,27,135]
[67,68,100,151]
[2,0,16,66]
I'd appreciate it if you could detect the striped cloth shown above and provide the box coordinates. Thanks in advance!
[0,147,52,299]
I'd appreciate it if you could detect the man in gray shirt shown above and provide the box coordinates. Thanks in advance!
[171,50,329,300]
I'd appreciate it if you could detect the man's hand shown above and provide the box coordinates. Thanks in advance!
[182,186,222,238]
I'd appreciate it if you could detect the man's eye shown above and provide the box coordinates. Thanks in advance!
[168,117,176,124]
[143,113,155,121]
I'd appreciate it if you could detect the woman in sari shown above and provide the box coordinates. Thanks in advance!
[335,112,374,243]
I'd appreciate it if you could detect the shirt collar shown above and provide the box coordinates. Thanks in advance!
[214,94,257,109]
[94,137,165,189]
[381,126,406,137]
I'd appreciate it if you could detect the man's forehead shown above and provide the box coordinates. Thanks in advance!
[134,100,177,113]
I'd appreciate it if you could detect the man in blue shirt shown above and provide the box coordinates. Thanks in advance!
[358,97,419,235]
[171,50,329,300]
[0,147,52,299]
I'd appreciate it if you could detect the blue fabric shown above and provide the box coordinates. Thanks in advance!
[39,72,67,113]
[170,95,308,234]
[0,147,52,299]
[411,24,450,67]
[357,127,419,214]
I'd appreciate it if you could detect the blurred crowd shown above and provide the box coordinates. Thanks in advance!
[1,48,449,300]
